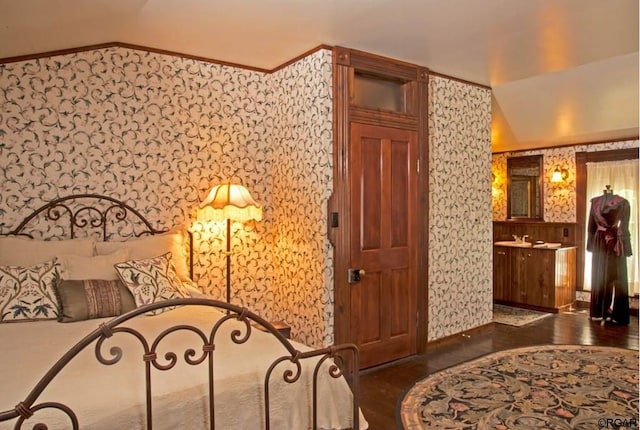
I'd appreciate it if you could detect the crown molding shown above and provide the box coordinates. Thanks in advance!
[0,41,334,74]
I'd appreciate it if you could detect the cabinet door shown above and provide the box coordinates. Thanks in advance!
[526,250,555,308]
[493,247,510,302]
[540,251,557,308]
[554,248,577,309]
[511,248,528,304]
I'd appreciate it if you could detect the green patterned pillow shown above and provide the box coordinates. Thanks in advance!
[0,259,61,322]
[115,252,187,315]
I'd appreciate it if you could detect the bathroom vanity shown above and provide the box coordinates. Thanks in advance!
[493,243,576,312]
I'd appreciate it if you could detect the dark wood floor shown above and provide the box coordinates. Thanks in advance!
[358,310,639,430]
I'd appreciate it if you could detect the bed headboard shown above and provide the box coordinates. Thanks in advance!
[5,193,193,278]
[7,193,166,240]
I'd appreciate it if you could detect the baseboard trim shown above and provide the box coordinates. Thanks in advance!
[425,322,494,350]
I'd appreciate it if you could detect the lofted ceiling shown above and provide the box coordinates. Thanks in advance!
[0,0,638,152]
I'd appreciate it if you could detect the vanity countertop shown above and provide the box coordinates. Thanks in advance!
[494,241,576,250]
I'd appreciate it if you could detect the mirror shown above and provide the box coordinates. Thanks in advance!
[507,155,543,220]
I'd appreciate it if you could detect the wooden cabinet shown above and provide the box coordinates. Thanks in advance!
[271,321,291,339]
[493,245,576,312]
[256,320,291,339]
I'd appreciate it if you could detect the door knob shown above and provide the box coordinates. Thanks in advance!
[348,268,366,283]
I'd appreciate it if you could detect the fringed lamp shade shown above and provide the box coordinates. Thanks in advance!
[196,182,262,305]
[197,183,262,223]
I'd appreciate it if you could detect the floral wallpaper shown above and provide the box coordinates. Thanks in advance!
[492,139,639,222]
[0,46,334,347]
[427,76,493,341]
[269,51,335,346]
[1,44,501,349]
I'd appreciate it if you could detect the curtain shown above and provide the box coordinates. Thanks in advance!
[584,159,639,295]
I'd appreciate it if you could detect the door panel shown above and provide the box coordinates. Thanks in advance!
[391,142,409,247]
[389,269,409,337]
[355,272,383,344]
[361,137,382,250]
[349,122,417,368]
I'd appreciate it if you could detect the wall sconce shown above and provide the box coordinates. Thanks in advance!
[550,166,568,183]
[197,182,262,304]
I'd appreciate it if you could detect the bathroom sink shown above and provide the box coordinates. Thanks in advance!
[494,241,533,248]
[533,242,562,248]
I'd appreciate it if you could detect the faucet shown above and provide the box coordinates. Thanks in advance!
[512,234,529,243]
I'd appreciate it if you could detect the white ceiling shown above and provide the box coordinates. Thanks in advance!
[0,0,638,152]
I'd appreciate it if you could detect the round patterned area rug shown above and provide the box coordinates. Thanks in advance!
[399,345,639,429]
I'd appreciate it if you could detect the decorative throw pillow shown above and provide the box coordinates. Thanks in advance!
[114,252,187,315]
[0,259,61,322]
[57,249,130,281]
[56,279,137,323]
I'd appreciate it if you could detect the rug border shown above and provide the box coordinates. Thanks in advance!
[395,343,640,430]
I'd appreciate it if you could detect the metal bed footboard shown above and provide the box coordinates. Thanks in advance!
[1,194,360,429]
[0,298,360,430]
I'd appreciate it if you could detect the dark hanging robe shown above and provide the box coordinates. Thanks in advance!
[586,193,633,325]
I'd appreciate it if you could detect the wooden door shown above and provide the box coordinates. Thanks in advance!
[349,122,418,369]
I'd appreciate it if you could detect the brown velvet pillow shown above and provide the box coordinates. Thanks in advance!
[56,279,136,323]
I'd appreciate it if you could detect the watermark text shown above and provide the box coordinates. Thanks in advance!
[598,418,638,429]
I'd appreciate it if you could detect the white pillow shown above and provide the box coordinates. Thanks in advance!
[95,231,190,281]
[0,236,95,268]
[58,248,131,281]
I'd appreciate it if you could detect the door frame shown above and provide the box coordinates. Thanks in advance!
[328,46,430,354]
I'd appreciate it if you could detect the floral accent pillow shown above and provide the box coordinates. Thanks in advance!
[0,259,61,322]
[114,252,187,315]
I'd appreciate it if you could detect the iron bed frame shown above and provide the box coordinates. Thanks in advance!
[0,194,361,430]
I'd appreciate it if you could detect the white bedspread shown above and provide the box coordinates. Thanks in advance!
[0,305,368,429]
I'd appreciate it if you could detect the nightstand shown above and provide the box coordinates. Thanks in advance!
[256,320,291,339]
[270,321,291,339]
